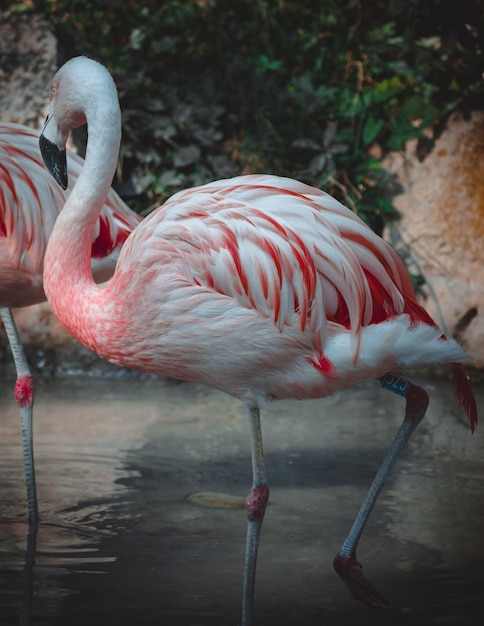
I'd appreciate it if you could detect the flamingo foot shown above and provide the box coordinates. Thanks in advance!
[333,553,388,611]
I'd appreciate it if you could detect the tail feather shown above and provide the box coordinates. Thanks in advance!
[452,363,478,434]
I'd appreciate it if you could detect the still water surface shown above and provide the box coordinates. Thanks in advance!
[0,373,483,625]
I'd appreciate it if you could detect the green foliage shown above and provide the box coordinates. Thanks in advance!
[14,0,484,227]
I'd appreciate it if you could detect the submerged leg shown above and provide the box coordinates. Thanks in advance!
[0,307,38,527]
[334,373,429,610]
[242,406,270,626]
[19,523,38,626]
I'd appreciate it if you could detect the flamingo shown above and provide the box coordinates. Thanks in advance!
[0,122,141,526]
[39,57,477,624]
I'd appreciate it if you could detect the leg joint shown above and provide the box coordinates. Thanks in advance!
[404,383,429,423]
[246,484,270,521]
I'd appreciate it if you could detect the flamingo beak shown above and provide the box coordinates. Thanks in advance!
[39,116,68,190]
[39,134,68,190]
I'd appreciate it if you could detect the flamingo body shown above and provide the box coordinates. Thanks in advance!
[39,56,477,623]
[47,173,467,407]
[0,122,141,308]
[1,121,141,525]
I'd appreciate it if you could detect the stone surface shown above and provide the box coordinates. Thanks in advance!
[384,111,484,368]
[0,11,57,128]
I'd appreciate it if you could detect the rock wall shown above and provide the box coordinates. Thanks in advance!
[0,11,57,128]
[384,111,484,369]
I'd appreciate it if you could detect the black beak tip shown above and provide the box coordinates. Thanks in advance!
[39,134,68,190]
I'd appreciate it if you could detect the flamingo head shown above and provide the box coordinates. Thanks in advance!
[39,55,118,192]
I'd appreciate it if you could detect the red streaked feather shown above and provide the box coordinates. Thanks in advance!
[363,270,400,325]
[452,363,478,433]
[344,230,416,297]
[258,262,269,299]
[252,207,291,239]
[223,225,249,296]
[327,290,351,329]
[272,284,281,325]
[262,237,283,288]
[402,296,438,328]
[91,214,134,258]
[288,241,312,331]
[311,354,339,378]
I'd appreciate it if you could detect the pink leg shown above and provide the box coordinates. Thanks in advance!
[1,306,38,527]
[334,373,429,610]
[242,407,269,626]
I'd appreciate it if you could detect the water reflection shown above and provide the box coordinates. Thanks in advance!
[0,374,483,625]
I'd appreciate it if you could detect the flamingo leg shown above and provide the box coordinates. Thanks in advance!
[19,524,38,626]
[242,406,270,626]
[333,373,429,610]
[0,306,38,527]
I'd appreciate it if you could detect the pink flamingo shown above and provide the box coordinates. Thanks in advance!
[1,121,141,526]
[39,57,477,624]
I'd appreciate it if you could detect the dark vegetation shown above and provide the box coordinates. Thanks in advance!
[9,0,484,231]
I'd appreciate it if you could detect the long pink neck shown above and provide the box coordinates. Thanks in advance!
[43,105,122,352]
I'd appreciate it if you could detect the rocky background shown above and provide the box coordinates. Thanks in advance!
[1,10,483,376]
[384,113,484,369]
[0,12,56,128]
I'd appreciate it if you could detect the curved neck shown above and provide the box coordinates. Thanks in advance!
[43,97,122,347]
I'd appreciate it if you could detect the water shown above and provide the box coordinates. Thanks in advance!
[0,373,483,625]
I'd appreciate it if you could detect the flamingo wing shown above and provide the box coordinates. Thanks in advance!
[1,124,63,273]
[129,175,425,354]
